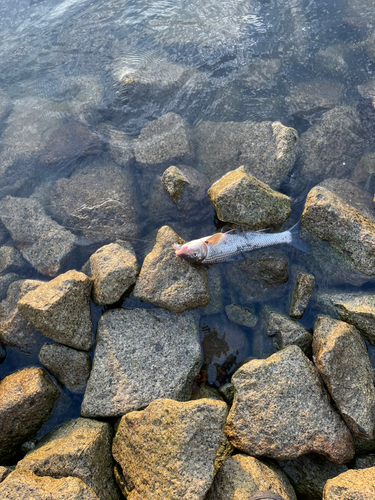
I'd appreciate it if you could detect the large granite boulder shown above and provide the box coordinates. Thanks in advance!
[313,315,375,439]
[225,345,354,464]
[81,308,201,418]
[323,467,375,499]
[0,368,60,464]
[112,398,228,500]
[17,270,93,351]
[301,178,375,275]
[133,225,209,313]
[194,120,298,187]
[16,418,119,500]
[0,197,76,277]
[207,166,292,228]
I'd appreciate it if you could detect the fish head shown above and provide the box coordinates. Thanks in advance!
[173,241,207,262]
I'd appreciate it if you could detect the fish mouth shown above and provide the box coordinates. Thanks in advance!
[174,244,188,256]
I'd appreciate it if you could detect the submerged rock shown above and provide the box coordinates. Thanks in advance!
[17,270,93,351]
[225,345,354,464]
[225,304,258,328]
[81,308,201,418]
[208,166,292,228]
[265,310,312,357]
[0,368,60,464]
[107,127,134,167]
[0,244,24,275]
[0,273,23,302]
[112,398,228,500]
[195,120,298,187]
[0,196,76,277]
[323,467,375,499]
[133,225,209,313]
[285,80,343,118]
[289,272,315,318]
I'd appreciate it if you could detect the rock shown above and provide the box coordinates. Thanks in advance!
[81,308,201,418]
[0,273,22,302]
[107,128,134,166]
[16,418,119,500]
[0,197,76,277]
[0,466,12,483]
[208,166,292,228]
[0,89,10,123]
[207,454,297,500]
[265,311,312,357]
[0,367,60,464]
[225,304,258,328]
[194,120,298,188]
[218,383,235,404]
[225,248,289,303]
[355,455,375,469]
[133,225,209,313]
[301,178,375,275]
[112,398,228,500]
[323,467,375,499]
[297,107,366,184]
[0,469,99,499]
[38,344,91,394]
[0,244,24,274]
[225,345,354,464]
[17,270,93,351]
[133,112,193,167]
[0,279,46,353]
[350,152,375,189]
[240,59,281,90]
[202,266,223,315]
[314,45,349,78]
[313,315,375,438]
[90,242,139,305]
[48,162,140,244]
[285,80,343,118]
[190,384,224,401]
[289,273,315,318]
[278,455,348,500]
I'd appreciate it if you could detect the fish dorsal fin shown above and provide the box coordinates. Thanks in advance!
[205,233,226,245]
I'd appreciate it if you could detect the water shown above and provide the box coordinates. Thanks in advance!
[0,0,375,440]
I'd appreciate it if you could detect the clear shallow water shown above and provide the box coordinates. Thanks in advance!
[0,0,375,438]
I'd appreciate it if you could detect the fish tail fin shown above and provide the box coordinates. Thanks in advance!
[288,221,311,254]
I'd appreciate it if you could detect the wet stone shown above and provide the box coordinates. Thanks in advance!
[194,120,298,188]
[16,418,119,500]
[225,345,354,464]
[265,311,313,357]
[162,165,189,202]
[285,80,343,118]
[112,398,228,500]
[218,382,235,404]
[350,152,375,188]
[0,469,99,500]
[202,266,223,315]
[0,367,60,464]
[289,272,315,318]
[134,112,193,167]
[206,454,297,500]
[225,304,258,328]
[355,455,375,469]
[0,273,22,302]
[133,225,209,313]
[90,242,139,305]
[313,315,375,439]
[108,128,134,166]
[39,343,91,394]
[17,270,93,351]
[208,166,292,229]
[0,196,76,277]
[278,455,348,500]
[81,308,201,418]
[0,244,24,275]
[323,467,375,499]
[0,89,10,123]
[314,45,349,78]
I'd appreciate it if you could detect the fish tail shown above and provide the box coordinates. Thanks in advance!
[288,221,311,254]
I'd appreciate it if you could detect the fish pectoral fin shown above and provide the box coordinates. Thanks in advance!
[204,233,226,245]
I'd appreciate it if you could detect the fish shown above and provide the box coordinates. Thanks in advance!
[174,221,310,264]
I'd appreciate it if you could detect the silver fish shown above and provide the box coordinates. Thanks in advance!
[174,221,310,264]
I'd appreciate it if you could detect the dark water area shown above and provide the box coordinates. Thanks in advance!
[1,0,375,439]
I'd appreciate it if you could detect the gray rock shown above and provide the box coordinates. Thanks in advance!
[90,242,139,305]
[350,152,375,189]
[38,344,91,394]
[207,454,297,500]
[0,367,60,464]
[278,455,348,500]
[208,166,292,228]
[0,89,10,124]
[0,469,99,499]
[285,80,343,118]
[0,279,46,352]
[0,273,22,302]
[17,270,93,351]
[225,345,354,464]
[0,197,76,277]
[289,273,315,318]
[323,467,375,499]
[0,244,24,274]
[134,112,193,167]
[202,266,223,315]
[195,120,298,187]
[16,418,119,500]
[48,162,140,244]
[240,59,281,90]
[301,179,375,275]
[81,308,201,418]
[133,225,209,313]
[112,398,228,500]
[108,128,134,166]
[218,383,235,404]
[265,311,312,357]
[225,304,258,328]
[297,107,366,184]
[355,455,375,469]
[314,45,349,78]
[313,315,375,438]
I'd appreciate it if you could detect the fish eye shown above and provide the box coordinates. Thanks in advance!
[192,252,198,258]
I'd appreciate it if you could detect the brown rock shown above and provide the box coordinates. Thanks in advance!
[323,467,375,499]
[289,272,315,318]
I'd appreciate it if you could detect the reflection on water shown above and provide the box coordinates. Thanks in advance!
[0,0,375,437]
